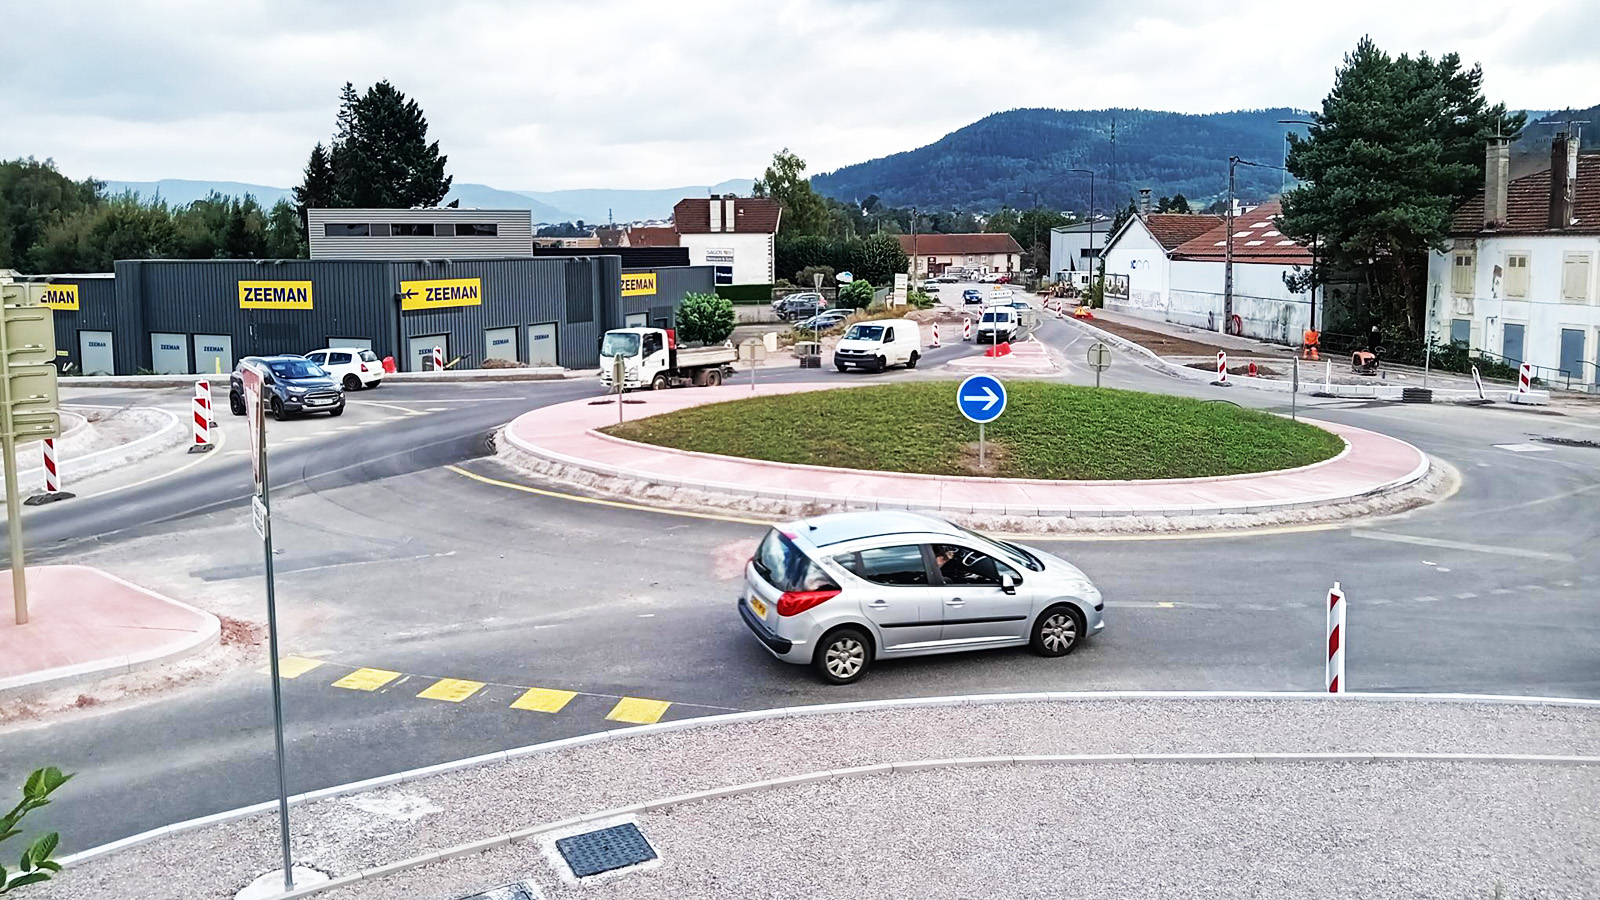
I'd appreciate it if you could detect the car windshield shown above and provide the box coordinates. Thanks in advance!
[600,332,641,358]
[951,523,1043,571]
[844,324,885,341]
[267,359,325,379]
[981,312,997,323]
[752,529,837,592]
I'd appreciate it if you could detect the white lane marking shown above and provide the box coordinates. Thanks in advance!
[280,551,457,576]
[1519,584,1548,591]
[1454,592,1478,600]
[359,400,429,416]
[1350,530,1575,562]
[1415,596,1441,603]
[71,426,226,500]
[1490,588,1514,595]
[424,407,449,412]
[361,397,526,403]
[1493,443,1553,452]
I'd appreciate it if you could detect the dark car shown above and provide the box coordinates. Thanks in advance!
[780,296,826,321]
[962,289,983,304]
[229,355,345,420]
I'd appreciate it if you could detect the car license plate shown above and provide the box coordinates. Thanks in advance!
[307,398,328,406]
[750,596,767,618]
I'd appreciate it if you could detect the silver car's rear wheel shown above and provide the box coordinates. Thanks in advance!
[814,627,871,684]
[1031,605,1084,657]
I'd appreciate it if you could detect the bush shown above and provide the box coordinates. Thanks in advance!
[906,288,936,310]
[676,293,736,345]
[713,283,773,304]
[1,767,71,893]
[838,279,875,309]
[794,265,835,288]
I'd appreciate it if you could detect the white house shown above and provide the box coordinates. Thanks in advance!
[1098,212,1222,315]
[1426,133,1600,385]
[672,197,781,286]
[897,233,1023,279]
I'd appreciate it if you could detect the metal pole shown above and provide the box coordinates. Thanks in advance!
[1095,362,1102,389]
[258,411,294,893]
[1423,290,1433,390]
[0,299,24,625]
[911,207,918,287]
[1225,157,1236,334]
[979,422,985,469]
[1292,357,1299,421]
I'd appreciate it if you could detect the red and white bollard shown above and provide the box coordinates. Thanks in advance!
[1056,299,1064,319]
[42,438,59,494]
[1326,581,1346,693]
[1518,362,1532,394]
[189,390,213,453]
[432,345,445,371]
[195,379,216,428]
[962,318,972,342]
[1214,351,1229,385]
[931,322,941,348]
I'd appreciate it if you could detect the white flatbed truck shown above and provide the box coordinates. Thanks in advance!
[599,327,736,390]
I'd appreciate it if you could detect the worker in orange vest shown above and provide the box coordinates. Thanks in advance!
[1302,328,1320,360]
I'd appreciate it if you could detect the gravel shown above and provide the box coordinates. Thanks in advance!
[37,698,1600,900]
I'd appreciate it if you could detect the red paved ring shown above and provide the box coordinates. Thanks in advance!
[502,383,1431,518]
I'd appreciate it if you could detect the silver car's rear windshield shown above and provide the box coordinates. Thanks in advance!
[752,529,837,591]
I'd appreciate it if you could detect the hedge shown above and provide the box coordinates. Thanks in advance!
[715,283,774,305]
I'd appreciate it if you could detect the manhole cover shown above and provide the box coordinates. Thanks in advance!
[457,880,543,900]
[555,822,657,878]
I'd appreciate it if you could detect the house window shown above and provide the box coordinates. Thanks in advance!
[1451,252,1475,296]
[323,223,369,237]
[1563,252,1593,303]
[1504,253,1529,298]
[392,223,434,237]
[456,223,499,236]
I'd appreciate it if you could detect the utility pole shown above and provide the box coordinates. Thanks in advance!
[910,206,918,286]
[1225,156,1237,332]
[1070,169,1096,296]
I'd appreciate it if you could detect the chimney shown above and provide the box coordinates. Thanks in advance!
[708,198,723,233]
[1138,188,1152,217]
[1550,132,1578,229]
[1484,136,1510,229]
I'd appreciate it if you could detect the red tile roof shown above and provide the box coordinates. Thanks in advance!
[1144,213,1223,251]
[1452,154,1600,235]
[895,233,1024,256]
[626,226,679,247]
[672,198,783,234]
[1170,201,1312,265]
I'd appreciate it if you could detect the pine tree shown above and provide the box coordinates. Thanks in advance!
[326,81,451,208]
[294,142,335,214]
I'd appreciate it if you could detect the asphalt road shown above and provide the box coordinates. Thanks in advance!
[3,312,1598,852]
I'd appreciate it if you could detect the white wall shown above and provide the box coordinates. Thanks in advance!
[1428,234,1600,383]
[1101,220,1169,323]
[679,232,774,285]
[1049,229,1104,278]
[1168,260,1311,344]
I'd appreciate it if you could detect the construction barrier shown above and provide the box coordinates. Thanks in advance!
[1215,351,1229,385]
[1326,582,1346,693]
[962,319,972,342]
[931,322,941,348]
[1518,362,1532,393]
[195,379,215,427]
[432,346,445,371]
[1471,364,1486,400]
[42,438,59,495]
[190,390,213,453]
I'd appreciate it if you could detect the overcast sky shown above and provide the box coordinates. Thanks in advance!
[2,0,1595,190]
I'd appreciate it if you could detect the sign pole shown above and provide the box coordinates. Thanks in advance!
[978,422,985,469]
[0,301,23,624]
[1292,356,1299,421]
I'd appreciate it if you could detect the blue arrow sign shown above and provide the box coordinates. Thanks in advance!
[956,374,1007,424]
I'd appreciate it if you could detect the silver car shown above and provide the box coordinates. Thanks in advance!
[739,511,1105,684]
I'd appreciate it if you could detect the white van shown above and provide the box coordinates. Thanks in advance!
[976,306,1018,344]
[833,318,922,372]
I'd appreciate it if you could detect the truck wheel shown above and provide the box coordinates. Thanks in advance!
[705,368,722,387]
[906,351,919,370]
[650,374,669,391]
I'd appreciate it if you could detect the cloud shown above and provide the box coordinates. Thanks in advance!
[1,0,1594,190]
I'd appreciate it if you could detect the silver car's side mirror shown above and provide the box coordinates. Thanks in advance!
[1000,573,1017,594]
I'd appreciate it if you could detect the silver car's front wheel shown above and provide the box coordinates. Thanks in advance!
[1031,605,1084,658]
[814,628,871,684]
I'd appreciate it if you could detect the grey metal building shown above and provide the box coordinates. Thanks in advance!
[96,257,712,375]
[31,274,118,375]
[307,208,535,259]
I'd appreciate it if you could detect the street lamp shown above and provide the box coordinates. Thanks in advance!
[1224,156,1286,333]
[1069,169,1096,294]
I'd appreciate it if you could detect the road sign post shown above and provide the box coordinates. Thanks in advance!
[1086,341,1112,388]
[956,374,1007,470]
[242,363,296,893]
[1,283,60,625]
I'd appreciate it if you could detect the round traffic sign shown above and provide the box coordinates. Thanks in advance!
[956,374,1007,424]
[1087,342,1112,372]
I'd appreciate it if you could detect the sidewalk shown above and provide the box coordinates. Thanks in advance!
[501,383,1430,519]
[43,694,1600,900]
[0,566,219,698]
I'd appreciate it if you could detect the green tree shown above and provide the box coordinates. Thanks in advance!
[794,264,836,288]
[1107,199,1138,237]
[293,141,336,215]
[984,207,1019,235]
[310,81,452,209]
[1013,208,1073,272]
[29,194,174,273]
[0,159,101,271]
[752,149,828,236]
[1155,193,1191,213]
[846,233,909,287]
[838,278,875,309]
[0,766,71,894]
[676,292,736,345]
[264,199,306,258]
[1279,36,1523,333]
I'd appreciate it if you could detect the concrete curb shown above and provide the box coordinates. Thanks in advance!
[0,565,221,700]
[259,747,1600,900]
[64,368,572,389]
[2,407,182,496]
[57,690,1600,871]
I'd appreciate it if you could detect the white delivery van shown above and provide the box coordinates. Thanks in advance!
[976,305,1018,343]
[832,318,922,373]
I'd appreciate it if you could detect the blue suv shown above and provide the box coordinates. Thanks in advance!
[229,355,345,420]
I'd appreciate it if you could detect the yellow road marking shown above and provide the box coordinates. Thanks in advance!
[263,656,326,678]
[417,677,486,702]
[606,697,671,724]
[445,465,772,526]
[510,687,578,713]
[332,667,401,692]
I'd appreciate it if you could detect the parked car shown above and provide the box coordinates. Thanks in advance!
[962,289,983,304]
[936,273,960,283]
[832,318,922,373]
[996,274,1012,284]
[795,309,852,331]
[303,347,384,391]
[775,292,824,316]
[229,355,345,420]
[922,283,941,294]
[976,305,1018,343]
[738,511,1105,684]
[779,295,828,321]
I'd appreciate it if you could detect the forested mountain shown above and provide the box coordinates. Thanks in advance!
[1512,104,1600,176]
[810,107,1315,214]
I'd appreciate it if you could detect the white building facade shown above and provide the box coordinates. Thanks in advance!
[1426,135,1600,386]
[307,208,534,259]
[672,197,780,286]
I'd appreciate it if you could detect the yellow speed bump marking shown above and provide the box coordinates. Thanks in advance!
[332,667,401,692]
[417,678,486,703]
[264,656,326,678]
[606,697,671,725]
[510,687,578,713]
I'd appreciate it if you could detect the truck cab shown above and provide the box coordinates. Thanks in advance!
[599,327,735,391]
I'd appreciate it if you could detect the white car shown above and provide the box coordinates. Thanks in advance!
[303,347,384,390]
[975,306,1018,343]
[833,318,922,372]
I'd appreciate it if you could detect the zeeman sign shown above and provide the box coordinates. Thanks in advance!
[621,273,657,297]
[400,277,483,311]
[239,281,313,309]
[41,284,80,310]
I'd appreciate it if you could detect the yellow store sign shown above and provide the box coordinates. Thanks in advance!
[400,277,482,311]
[41,284,79,310]
[621,272,657,297]
[239,280,313,309]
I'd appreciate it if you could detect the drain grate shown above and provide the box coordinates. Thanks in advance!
[456,880,543,900]
[555,822,658,878]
